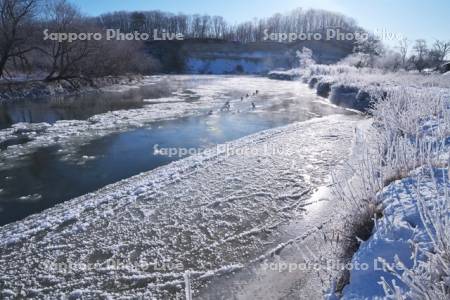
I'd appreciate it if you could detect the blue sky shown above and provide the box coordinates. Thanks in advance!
[75,0,449,48]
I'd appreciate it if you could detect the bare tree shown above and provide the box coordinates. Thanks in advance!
[40,0,92,80]
[39,0,158,79]
[397,38,409,68]
[212,16,225,39]
[130,11,145,31]
[412,39,428,72]
[432,40,450,63]
[199,15,210,39]
[0,0,38,78]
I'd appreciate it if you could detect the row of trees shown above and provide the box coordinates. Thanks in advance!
[97,8,359,43]
[3,0,445,79]
[345,37,450,72]
[401,39,450,72]
[1,2,362,80]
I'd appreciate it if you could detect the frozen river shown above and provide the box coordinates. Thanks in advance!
[0,75,361,299]
[0,75,353,226]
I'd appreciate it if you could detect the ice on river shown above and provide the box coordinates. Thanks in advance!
[0,75,337,170]
[0,114,358,299]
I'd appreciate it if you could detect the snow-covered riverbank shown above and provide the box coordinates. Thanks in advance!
[339,128,450,298]
[0,114,360,299]
[0,75,147,102]
[270,65,450,113]
[342,166,449,299]
[313,65,450,299]
[269,63,449,299]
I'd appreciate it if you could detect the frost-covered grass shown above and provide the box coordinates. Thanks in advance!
[323,63,450,298]
[303,64,450,89]
[342,167,449,299]
[292,64,450,112]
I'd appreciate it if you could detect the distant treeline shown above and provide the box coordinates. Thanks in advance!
[0,0,377,81]
[95,8,360,43]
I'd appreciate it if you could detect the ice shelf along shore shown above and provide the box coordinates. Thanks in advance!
[0,114,359,299]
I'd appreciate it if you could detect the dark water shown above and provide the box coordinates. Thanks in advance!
[0,93,140,129]
[0,77,354,226]
[0,79,183,129]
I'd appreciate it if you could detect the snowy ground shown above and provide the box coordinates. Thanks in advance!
[341,167,450,299]
[0,114,360,299]
[338,118,450,299]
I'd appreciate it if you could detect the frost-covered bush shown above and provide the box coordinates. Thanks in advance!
[373,51,402,71]
[296,47,316,68]
[371,88,449,181]
[373,89,449,299]
[338,53,372,68]
[338,51,402,72]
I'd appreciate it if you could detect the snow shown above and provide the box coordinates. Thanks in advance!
[342,167,449,299]
[0,71,47,83]
[1,65,447,298]
[186,51,290,74]
[0,114,359,299]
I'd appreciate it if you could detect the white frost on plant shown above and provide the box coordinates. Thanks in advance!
[342,167,450,299]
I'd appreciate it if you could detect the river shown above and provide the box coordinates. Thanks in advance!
[0,75,361,299]
[0,75,353,226]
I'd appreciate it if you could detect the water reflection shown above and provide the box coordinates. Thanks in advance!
[0,78,190,129]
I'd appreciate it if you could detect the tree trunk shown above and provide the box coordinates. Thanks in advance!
[0,51,11,78]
